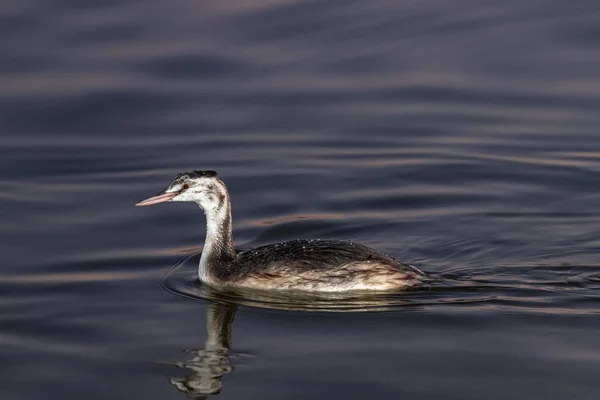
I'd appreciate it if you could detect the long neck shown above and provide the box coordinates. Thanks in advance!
[198,193,235,284]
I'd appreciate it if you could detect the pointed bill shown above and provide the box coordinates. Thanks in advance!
[135,191,178,206]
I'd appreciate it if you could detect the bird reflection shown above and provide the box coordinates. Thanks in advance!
[162,276,428,399]
[168,301,237,399]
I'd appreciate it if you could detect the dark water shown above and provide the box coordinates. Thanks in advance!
[2,0,600,398]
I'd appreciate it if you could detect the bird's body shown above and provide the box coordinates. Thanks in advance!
[209,239,424,292]
[136,170,427,292]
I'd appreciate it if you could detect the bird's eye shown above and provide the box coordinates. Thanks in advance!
[182,183,190,190]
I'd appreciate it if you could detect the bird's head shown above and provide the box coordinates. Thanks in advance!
[135,170,227,211]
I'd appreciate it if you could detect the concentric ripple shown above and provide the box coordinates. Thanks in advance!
[159,251,600,313]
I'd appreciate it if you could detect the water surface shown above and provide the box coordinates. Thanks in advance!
[1,0,600,399]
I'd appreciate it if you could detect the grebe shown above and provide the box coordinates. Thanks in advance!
[136,170,426,292]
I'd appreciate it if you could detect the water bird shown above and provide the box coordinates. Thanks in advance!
[136,170,426,292]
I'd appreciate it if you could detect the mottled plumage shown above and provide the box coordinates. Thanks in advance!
[215,239,425,291]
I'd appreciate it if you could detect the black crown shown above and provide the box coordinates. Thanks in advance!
[174,170,218,181]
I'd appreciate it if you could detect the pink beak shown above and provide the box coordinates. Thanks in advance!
[135,191,179,206]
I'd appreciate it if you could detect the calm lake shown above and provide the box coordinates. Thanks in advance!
[2,0,600,399]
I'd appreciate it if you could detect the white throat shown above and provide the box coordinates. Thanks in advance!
[198,198,234,284]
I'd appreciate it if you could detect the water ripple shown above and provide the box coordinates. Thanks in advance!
[159,251,600,314]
